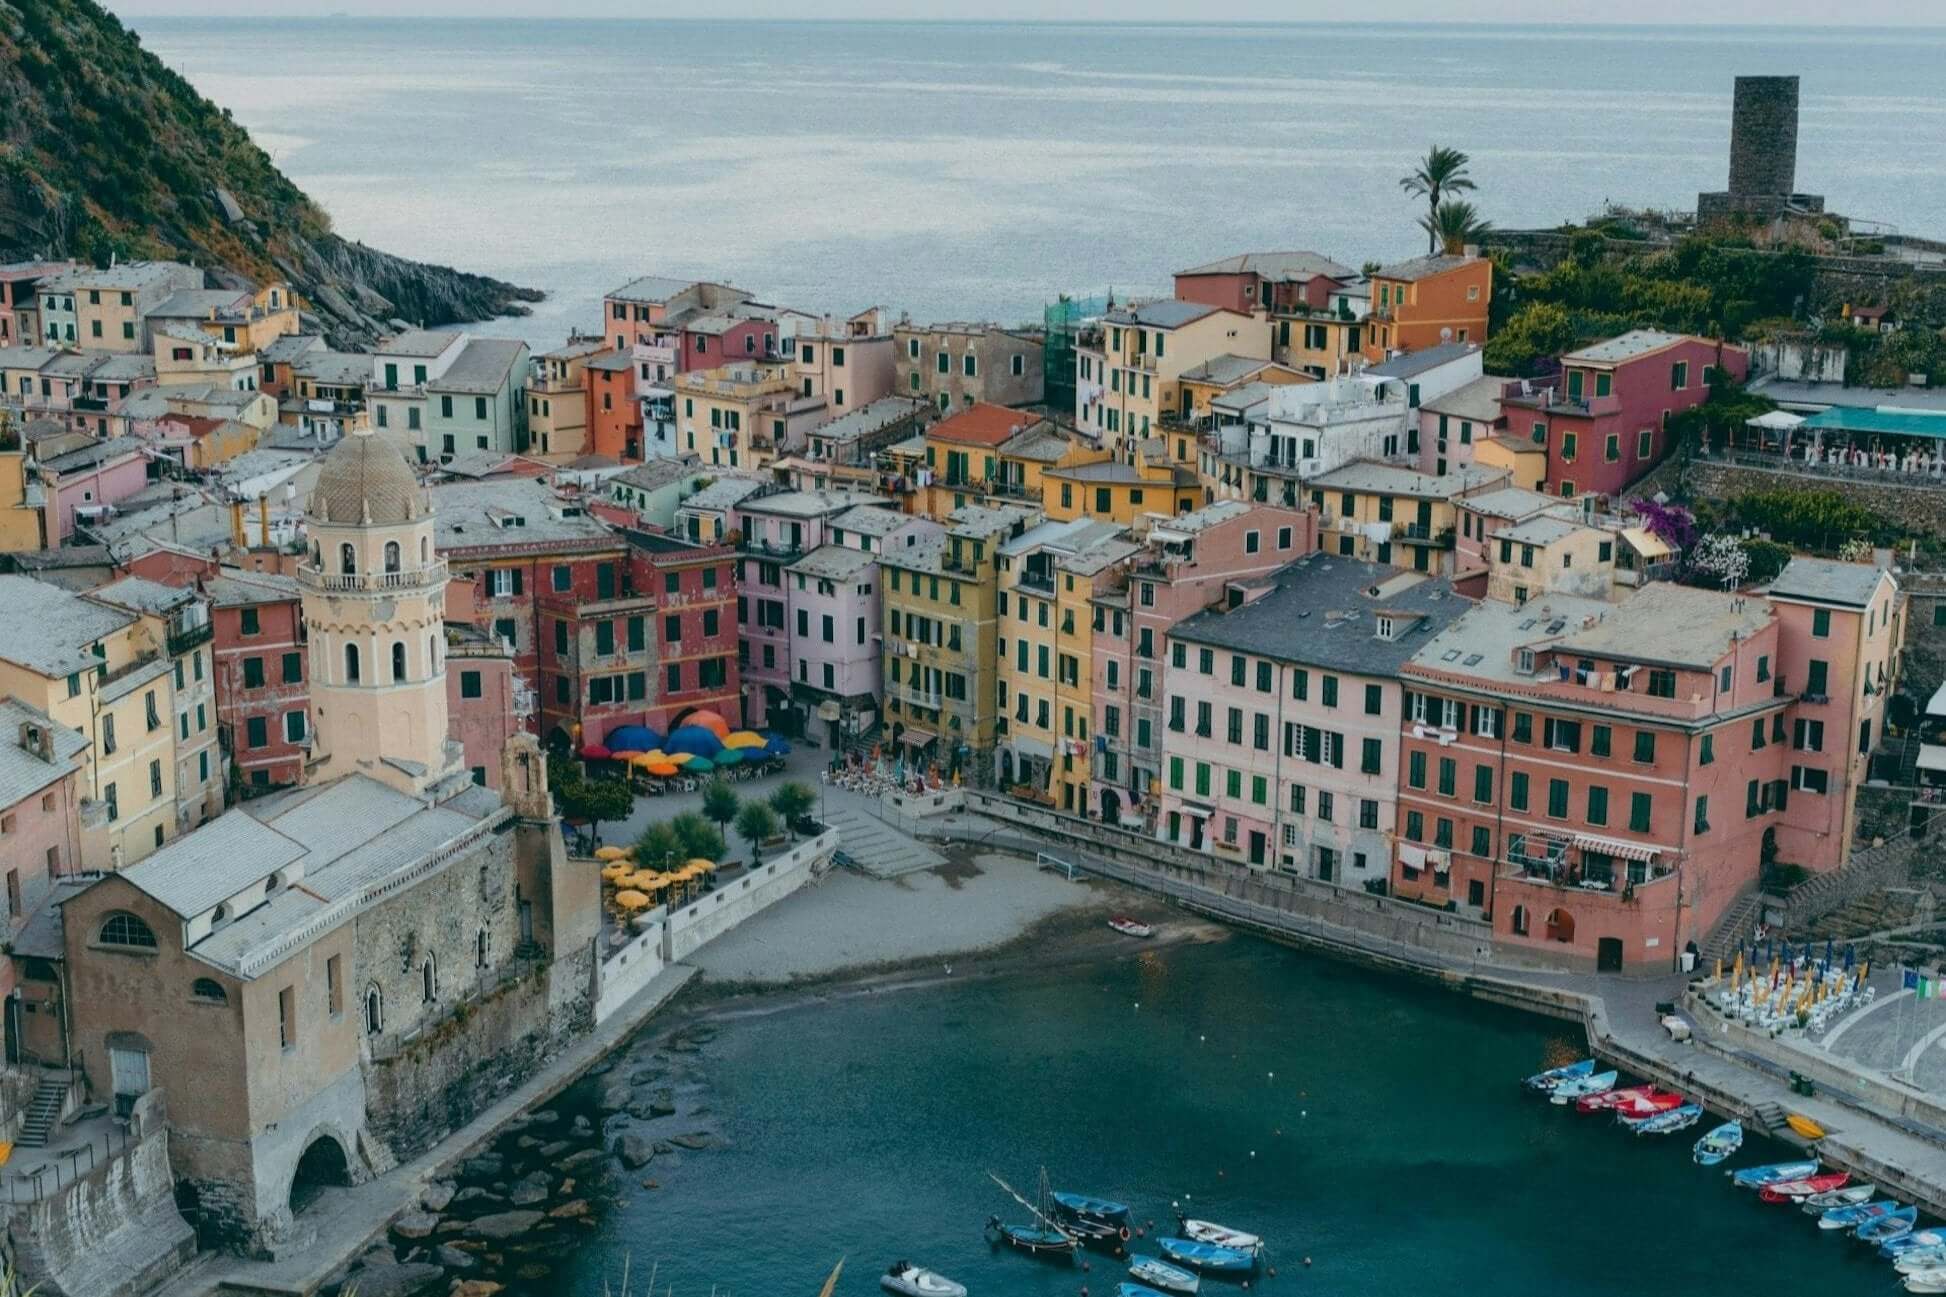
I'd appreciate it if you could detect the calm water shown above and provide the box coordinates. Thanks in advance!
[130,19,1946,348]
[553,939,1878,1297]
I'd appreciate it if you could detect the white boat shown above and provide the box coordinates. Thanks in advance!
[1898,1251,1946,1277]
[881,1262,966,1297]
[1176,1217,1263,1256]
[1109,916,1155,938]
[1802,1184,1875,1212]
[1128,1255,1200,1295]
[1549,1070,1619,1104]
[1904,1270,1946,1295]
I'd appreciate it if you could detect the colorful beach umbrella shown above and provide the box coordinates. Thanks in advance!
[715,748,745,766]
[594,845,631,861]
[724,730,768,750]
[606,724,662,752]
[686,756,715,774]
[644,761,679,777]
[683,710,731,738]
[667,725,724,757]
[580,743,613,760]
[613,890,650,910]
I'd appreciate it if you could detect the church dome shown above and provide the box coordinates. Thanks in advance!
[311,428,422,526]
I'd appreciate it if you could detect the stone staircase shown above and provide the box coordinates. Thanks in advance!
[818,803,944,878]
[1699,891,1764,971]
[16,1075,67,1149]
[1752,1100,1791,1134]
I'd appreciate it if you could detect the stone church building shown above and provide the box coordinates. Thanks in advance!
[55,427,599,1253]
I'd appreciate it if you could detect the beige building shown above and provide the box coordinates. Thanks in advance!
[673,363,824,471]
[895,321,1045,413]
[528,338,601,457]
[788,308,898,421]
[1076,301,1269,455]
[38,261,202,352]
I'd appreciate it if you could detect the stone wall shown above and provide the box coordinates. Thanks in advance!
[663,829,836,964]
[1642,456,1946,537]
[1763,832,1915,930]
[593,912,666,1024]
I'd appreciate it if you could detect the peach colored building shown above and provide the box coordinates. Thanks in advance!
[1362,254,1492,361]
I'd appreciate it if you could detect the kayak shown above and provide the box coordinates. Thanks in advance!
[1786,1113,1827,1140]
[1758,1172,1849,1203]
[1731,1160,1821,1189]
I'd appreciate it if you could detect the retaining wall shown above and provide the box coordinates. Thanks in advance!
[664,830,836,963]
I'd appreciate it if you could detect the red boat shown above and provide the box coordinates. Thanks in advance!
[1613,1089,1687,1122]
[1758,1172,1850,1203]
[1576,1085,1651,1114]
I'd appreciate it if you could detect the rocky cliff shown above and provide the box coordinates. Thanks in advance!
[0,0,542,347]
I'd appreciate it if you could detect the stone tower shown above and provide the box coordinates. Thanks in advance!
[300,426,461,795]
[1727,75,1799,199]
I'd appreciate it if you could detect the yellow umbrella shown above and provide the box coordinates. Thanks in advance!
[631,753,662,769]
[595,845,630,862]
[613,889,650,909]
[624,870,662,890]
[600,863,631,882]
[665,752,695,766]
[724,730,767,750]
[610,750,643,762]
[685,857,717,872]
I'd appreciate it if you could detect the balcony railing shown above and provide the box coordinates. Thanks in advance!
[297,561,449,594]
[1394,523,1456,548]
[739,536,805,563]
[165,619,214,657]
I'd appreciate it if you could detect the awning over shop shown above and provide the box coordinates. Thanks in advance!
[896,727,938,748]
[1573,832,1660,862]
[1917,744,1946,774]
[1747,409,1806,431]
[1010,735,1053,762]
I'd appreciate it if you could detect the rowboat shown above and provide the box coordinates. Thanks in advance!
[1882,1229,1946,1258]
[1609,1089,1686,1121]
[1522,1058,1595,1093]
[1127,1255,1200,1295]
[880,1263,966,1297]
[1818,1199,1901,1231]
[1856,1206,1920,1243]
[1054,1191,1132,1228]
[1731,1160,1821,1189]
[1550,1070,1619,1104]
[1904,1269,1946,1295]
[1120,1285,1171,1297]
[1693,1122,1743,1166]
[1577,1084,1652,1114]
[1786,1113,1827,1141]
[1757,1172,1849,1203]
[1176,1217,1264,1256]
[1804,1184,1876,1212]
[1895,1247,1946,1274]
[1109,917,1155,938]
[1157,1238,1257,1275]
[1625,1102,1702,1135]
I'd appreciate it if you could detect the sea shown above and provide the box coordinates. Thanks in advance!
[129,19,1946,350]
[532,938,1875,1297]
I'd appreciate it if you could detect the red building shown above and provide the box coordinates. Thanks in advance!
[1172,250,1353,316]
[1500,330,1748,502]
[627,530,741,735]
[204,568,310,789]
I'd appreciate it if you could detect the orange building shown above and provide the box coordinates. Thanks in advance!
[586,351,642,461]
[1363,254,1492,361]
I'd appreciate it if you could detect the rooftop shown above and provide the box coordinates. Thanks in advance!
[0,697,89,809]
[40,435,146,475]
[1104,300,1221,330]
[1747,377,1946,414]
[88,575,195,617]
[1460,485,1557,522]
[43,261,195,292]
[1150,499,1253,537]
[1366,342,1482,380]
[611,455,703,493]
[1765,556,1891,608]
[607,274,702,304]
[831,502,910,536]
[1421,373,1508,422]
[202,567,301,608]
[1172,554,1470,675]
[291,349,371,387]
[1497,514,1589,547]
[430,478,616,551]
[787,543,877,581]
[376,328,463,358]
[1176,250,1354,281]
[0,575,135,677]
[1308,460,1505,500]
[738,489,882,520]
[1373,253,1478,283]
[1178,353,1278,387]
[1406,593,1615,688]
[1558,582,1773,671]
[1565,329,1692,366]
[929,402,1039,448]
[1799,405,1946,440]
[259,334,325,366]
[679,476,767,513]
[809,396,927,445]
[946,503,1039,540]
[429,338,529,394]
[146,288,249,320]
[997,425,1071,462]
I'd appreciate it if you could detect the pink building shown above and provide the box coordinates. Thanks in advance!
[1160,557,1469,874]
[447,624,522,789]
[39,434,150,539]
[0,698,89,1020]
[1091,501,1316,830]
[1499,331,1748,502]
[1418,374,1508,476]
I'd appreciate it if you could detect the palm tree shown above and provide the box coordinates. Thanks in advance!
[1417,200,1493,257]
[1400,146,1477,253]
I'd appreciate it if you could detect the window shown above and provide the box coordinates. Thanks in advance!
[1590,725,1611,758]
[1586,785,1609,826]
[1510,771,1529,812]
[1361,738,1382,775]
[1473,764,1493,804]
[1437,757,1456,797]
[282,651,302,684]
[1671,360,1688,390]
[365,985,384,1035]
[1646,669,1676,698]
[1364,683,1383,716]
[1546,778,1569,819]
[246,716,268,749]
[278,986,295,1050]
[1408,750,1427,789]
[243,656,266,688]
[1812,608,1831,638]
[240,606,261,635]
[99,912,157,949]
[1693,795,1710,834]
[344,643,361,683]
[192,977,227,1003]
[326,954,343,1017]
[392,641,407,681]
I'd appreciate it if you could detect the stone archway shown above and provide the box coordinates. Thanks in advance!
[1544,907,1576,944]
[288,1133,352,1216]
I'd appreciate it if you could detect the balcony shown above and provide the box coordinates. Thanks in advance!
[298,561,450,595]
[1394,523,1456,548]
[739,536,805,564]
[165,618,214,658]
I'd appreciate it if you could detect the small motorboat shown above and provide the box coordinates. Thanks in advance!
[1550,1070,1618,1105]
[1109,916,1155,938]
[1127,1255,1200,1296]
[1625,1102,1702,1135]
[1731,1160,1821,1189]
[1857,1206,1920,1244]
[1693,1122,1743,1166]
[1819,1199,1901,1231]
[1786,1113,1827,1141]
[881,1262,967,1297]
[1609,1088,1686,1121]
[1758,1172,1849,1203]
[1804,1184,1876,1212]
[1895,1247,1946,1274]
[1175,1217,1264,1257]
[1523,1058,1595,1093]
[1576,1084,1651,1114]
[1157,1237,1257,1275]
[1905,1269,1946,1294]
[1882,1229,1946,1258]
[1054,1191,1132,1228]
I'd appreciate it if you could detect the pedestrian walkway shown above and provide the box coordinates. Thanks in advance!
[819,799,943,877]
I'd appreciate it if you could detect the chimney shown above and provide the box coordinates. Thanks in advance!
[19,720,51,761]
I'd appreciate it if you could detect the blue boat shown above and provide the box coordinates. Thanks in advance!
[1856,1205,1919,1243]
[1127,1256,1200,1296]
[1626,1102,1703,1135]
[986,1169,1077,1263]
[1882,1230,1946,1259]
[1731,1160,1820,1189]
[1119,1286,1169,1297]
[1157,1237,1257,1276]
[1819,1199,1900,1231]
[1522,1058,1596,1092]
[1693,1122,1743,1166]
[1054,1190,1132,1228]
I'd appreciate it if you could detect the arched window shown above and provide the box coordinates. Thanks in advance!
[383,541,401,574]
[310,542,321,568]
[420,536,430,564]
[391,641,407,682]
[191,978,227,1003]
[344,642,361,684]
[99,912,158,949]
[364,985,383,1036]
[475,928,489,970]
[339,543,356,576]
[421,954,437,1004]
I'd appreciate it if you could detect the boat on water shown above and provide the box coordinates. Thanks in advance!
[1731,1160,1821,1189]
[1818,1199,1902,1231]
[880,1262,967,1297]
[1895,1247,1946,1274]
[1576,1084,1651,1113]
[1059,1214,1131,1253]
[1175,1217,1265,1257]
[1904,1269,1946,1295]
[1522,1058,1595,1093]
[986,1169,1077,1262]
[1550,1070,1618,1104]
[1119,1285,1171,1297]
[1786,1113,1828,1141]
[1857,1206,1920,1243]
[1804,1184,1876,1212]
[1157,1237,1258,1275]
[1758,1171,1849,1203]
[1109,916,1155,938]
[1054,1191,1132,1228]
[1693,1122,1743,1166]
[1882,1229,1946,1258]
[1128,1255,1200,1295]
[1610,1089,1687,1121]
[1626,1102,1703,1135]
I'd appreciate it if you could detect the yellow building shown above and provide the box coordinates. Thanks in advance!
[996,517,1138,811]
[1042,444,1200,525]
[1307,461,1507,574]
[1076,301,1269,454]
[1176,356,1311,423]
[528,339,601,457]
[880,503,1040,784]
[913,405,1107,518]
[154,327,259,390]
[0,574,185,866]
[0,416,50,552]
[674,363,824,470]
[1474,433,1547,492]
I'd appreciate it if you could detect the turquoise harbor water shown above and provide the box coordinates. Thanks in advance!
[547,939,1876,1297]
[132,19,1946,348]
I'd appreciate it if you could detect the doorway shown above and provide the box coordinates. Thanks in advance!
[1100,790,1121,826]
[1597,937,1625,973]
[289,1135,352,1216]
[1248,831,1266,867]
